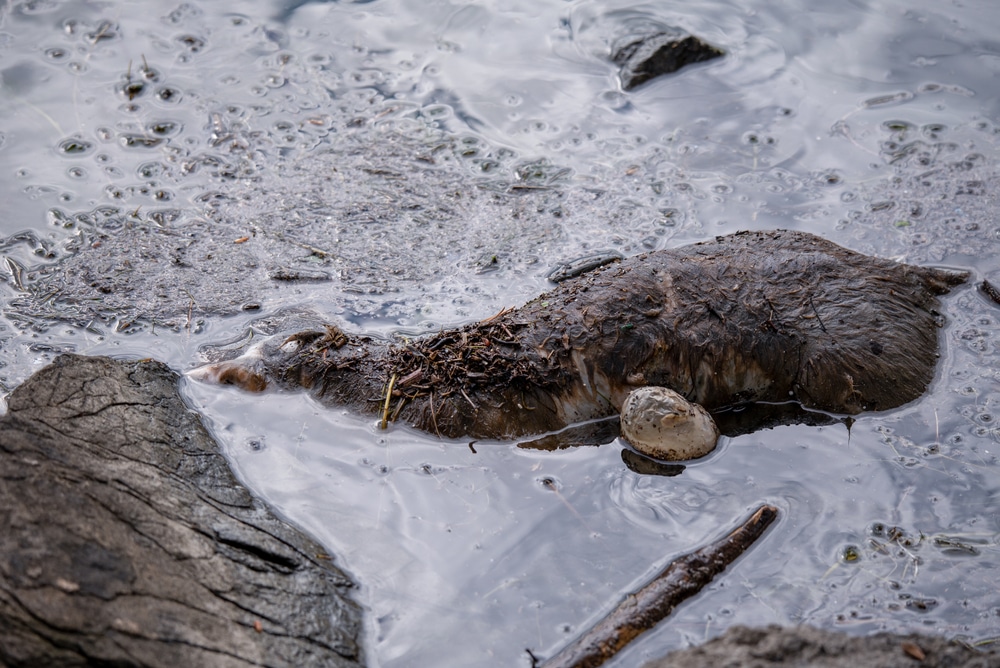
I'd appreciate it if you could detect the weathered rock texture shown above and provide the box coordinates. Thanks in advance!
[612,31,725,91]
[644,624,999,668]
[0,354,364,667]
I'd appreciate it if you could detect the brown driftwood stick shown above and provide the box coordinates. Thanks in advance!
[540,504,779,668]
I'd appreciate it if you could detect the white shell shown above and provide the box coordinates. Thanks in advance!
[620,386,720,461]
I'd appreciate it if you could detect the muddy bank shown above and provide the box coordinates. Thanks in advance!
[0,354,364,667]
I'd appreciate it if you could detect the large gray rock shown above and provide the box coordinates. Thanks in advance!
[0,354,364,668]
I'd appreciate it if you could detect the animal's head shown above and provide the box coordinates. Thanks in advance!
[186,344,269,392]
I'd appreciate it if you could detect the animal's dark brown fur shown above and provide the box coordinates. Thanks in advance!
[199,230,966,440]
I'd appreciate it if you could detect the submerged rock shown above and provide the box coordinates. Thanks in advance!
[0,355,364,668]
[644,624,998,668]
[192,230,967,448]
[612,30,725,91]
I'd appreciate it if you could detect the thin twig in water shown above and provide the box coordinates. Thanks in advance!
[381,373,397,430]
[460,388,476,410]
[390,396,407,422]
[538,504,779,668]
[542,478,590,532]
[428,390,441,437]
[184,289,195,333]
[481,305,515,324]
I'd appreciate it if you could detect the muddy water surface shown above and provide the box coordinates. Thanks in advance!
[2,0,1000,666]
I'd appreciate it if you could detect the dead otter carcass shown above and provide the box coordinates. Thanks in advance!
[191,230,966,443]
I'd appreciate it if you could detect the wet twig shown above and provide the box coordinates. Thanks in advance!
[539,504,779,668]
[380,373,397,430]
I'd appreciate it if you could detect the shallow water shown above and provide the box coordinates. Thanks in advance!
[2,0,1000,666]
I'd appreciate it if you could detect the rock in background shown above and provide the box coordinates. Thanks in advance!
[612,30,725,91]
[644,625,998,668]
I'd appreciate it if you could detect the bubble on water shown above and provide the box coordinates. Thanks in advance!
[263,73,286,88]
[119,78,145,100]
[164,3,203,24]
[136,161,165,179]
[816,170,842,186]
[155,86,182,104]
[922,123,947,140]
[537,475,561,491]
[349,68,386,86]
[882,119,914,133]
[104,185,127,200]
[176,34,206,53]
[147,209,182,226]
[15,0,60,15]
[146,120,180,136]
[863,91,915,109]
[86,20,120,45]
[245,437,265,452]
[119,134,164,149]
[57,136,94,156]
[46,208,71,228]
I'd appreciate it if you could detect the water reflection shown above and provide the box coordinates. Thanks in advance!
[1,0,1000,665]
[186,371,1000,665]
